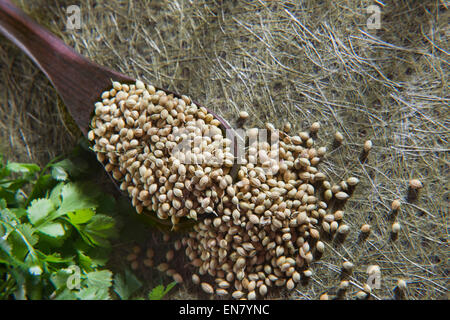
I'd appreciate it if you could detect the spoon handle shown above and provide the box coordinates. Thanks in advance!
[0,0,133,134]
[0,0,75,80]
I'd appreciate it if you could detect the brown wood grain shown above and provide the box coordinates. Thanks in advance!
[0,0,134,135]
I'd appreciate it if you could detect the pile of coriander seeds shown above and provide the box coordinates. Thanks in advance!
[173,122,358,299]
[90,80,358,299]
[89,80,235,226]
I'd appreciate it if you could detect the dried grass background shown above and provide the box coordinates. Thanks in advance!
[0,0,448,299]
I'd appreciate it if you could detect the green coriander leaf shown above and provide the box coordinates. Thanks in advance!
[86,270,112,289]
[16,223,38,246]
[10,208,27,219]
[0,237,12,255]
[74,287,97,300]
[51,159,84,179]
[49,182,65,207]
[75,287,110,300]
[113,268,142,300]
[27,198,55,225]
[50,268,76,289]
[51,166,68,181]
[43,252,72,263]
[53,288,77,300]
[86,246,110,267]
[78,251,93,271]
[148,285,165,300]
[148,282,176,300]
[80,214,117,247]
[57,183,97,216]
[6,162,40,175]
[38,222,65,238]
[67,208,95,225]
[164,281,177,295]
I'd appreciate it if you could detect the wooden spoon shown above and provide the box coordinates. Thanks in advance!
[0,0,235,136]
[0,1,241,229]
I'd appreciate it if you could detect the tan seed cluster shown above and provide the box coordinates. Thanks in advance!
[88,80,364,299]
[89,80,235,225]
[173,123,357,299]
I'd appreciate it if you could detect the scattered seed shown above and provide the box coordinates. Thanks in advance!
[335,131,344,144]
[360,224,371,233]
[239,111,249,120]
[319,293,329,300]
[363,140,372,153]
[397,279,407,291]
[391,199,401,211]
[342,261,354,272]
[201,282,214,294]
[409,179,423,190]
[392,222,401,233]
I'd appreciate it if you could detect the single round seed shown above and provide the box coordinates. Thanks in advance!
[303,269,313,277]
[335,191,349,200]
[130,261,139,270]
[363,140,372,153]
[335,131,344,144]
[316,241,325,253]
[201,282,214,294]
[355,291,368,300]
[172,273,184,283]
[239,111,249,120]
[338,280,349,290]
[319,293,329,300]
[409,179,423,189]
[367,265,380,276]
[392,222,401,233]
[342,261,354,272]
[259,284,268,296]
[280,122,291,134]
[337,224,350,235]
[232,290,244,299]
[143,259,153,267]
[363,283,372,294]
[346,177,359,186]
[192,274,200,285]
[360,224,371,233]
[391,199,402,211]
[397,279,407,291]
[310,122,320,133]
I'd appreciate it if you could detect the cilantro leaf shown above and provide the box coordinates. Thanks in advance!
[27,199,55,225]
[38,222,65,238]
[6,162,40,175]
[75,287,110,300]
[57,183,97,216]
[80,214,117,247]
[148,282,176,300]
[67,208,95,225]
[113,268,142,300]
[51,166,68,181]
[86,270,112,289]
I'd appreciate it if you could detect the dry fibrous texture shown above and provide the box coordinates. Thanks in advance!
[1,0,448,300]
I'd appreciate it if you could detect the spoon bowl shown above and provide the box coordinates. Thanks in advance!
[0,0,240,229]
